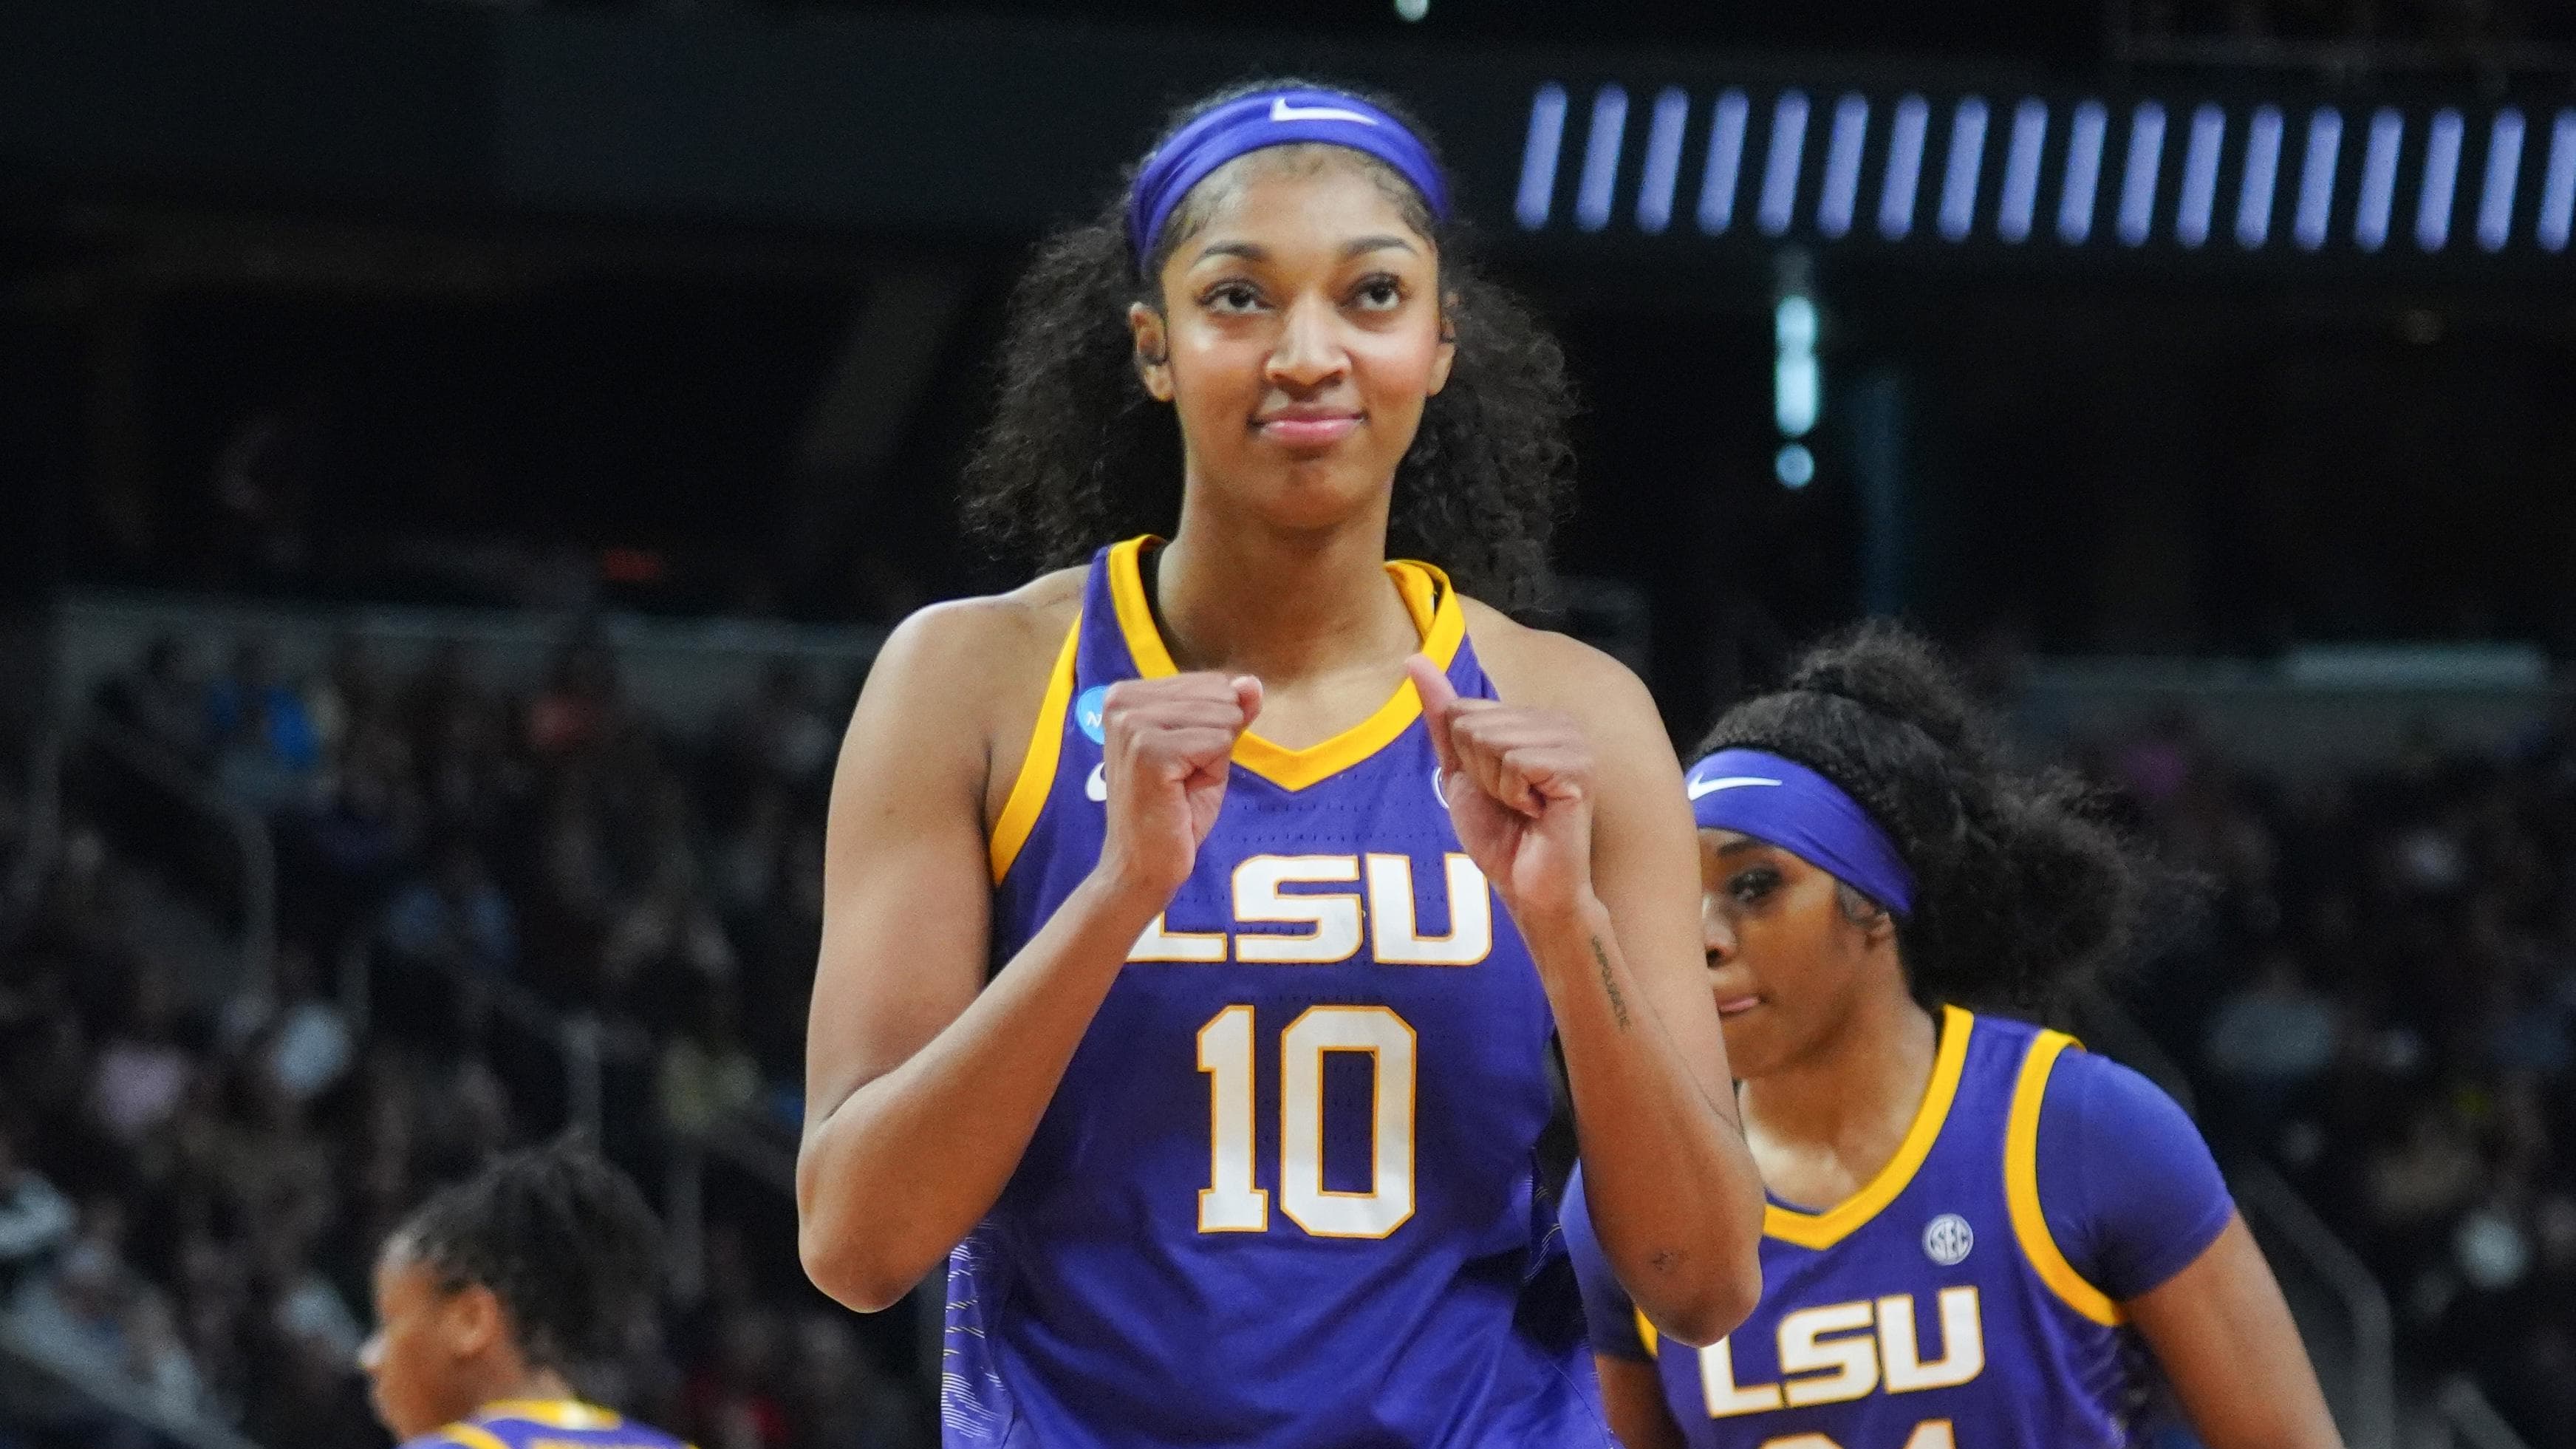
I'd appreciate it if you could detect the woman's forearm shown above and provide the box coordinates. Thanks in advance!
[1523,896,1764,1346]
[796,868,1166,1311]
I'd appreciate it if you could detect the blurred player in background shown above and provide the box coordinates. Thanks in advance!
[360,1138,689,1449]
[1565,624,2343,1449]
[796,79,1763,1445]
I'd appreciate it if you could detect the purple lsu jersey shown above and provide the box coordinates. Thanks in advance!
[944,538,1601,1448]
[1575,1009,2142,1449]
[404,1399,691,1449]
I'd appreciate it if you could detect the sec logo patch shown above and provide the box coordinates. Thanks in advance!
[1922,1213,1975,1266]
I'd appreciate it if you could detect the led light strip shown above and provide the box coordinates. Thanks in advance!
[1514,81,2569,259]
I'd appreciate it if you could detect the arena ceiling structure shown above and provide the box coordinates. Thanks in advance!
[7,2,2576,287]
[10,0,2576,713]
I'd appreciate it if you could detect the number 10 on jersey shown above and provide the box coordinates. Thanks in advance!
[1197,1005,1417,1238]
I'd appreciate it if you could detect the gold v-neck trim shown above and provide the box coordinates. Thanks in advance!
[1106,536,1466,793]
[1761,1004,1975,1250]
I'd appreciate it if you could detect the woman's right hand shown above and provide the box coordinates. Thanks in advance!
[1095,672,1263,899]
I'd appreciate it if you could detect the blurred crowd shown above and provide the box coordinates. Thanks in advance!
[0,627,925,1449]
[2094,704,2576,1445]
[15,616,2576,1447]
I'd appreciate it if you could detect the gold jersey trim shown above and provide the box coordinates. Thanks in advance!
[1762,1005,1975,1250]
[2003,1029,2128,1326]
[1105,536,1467,793]
[987,613,1082,884]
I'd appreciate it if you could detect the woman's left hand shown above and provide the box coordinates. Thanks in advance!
[1407,655,1597,927]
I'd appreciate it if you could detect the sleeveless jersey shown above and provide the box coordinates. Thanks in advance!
[404,1398,691,1449]
[1582,1009,2142,1449]
[945,538,1599,1448]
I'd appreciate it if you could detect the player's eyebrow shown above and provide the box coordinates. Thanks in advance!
[1715,839,1774,857]
[1193,240,1268,264]
[1342,234,1417,258]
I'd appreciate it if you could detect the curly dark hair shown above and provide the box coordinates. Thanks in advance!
[1697,623,2152,1014]
[394,1136,661,1374]
[960,78,1575,610]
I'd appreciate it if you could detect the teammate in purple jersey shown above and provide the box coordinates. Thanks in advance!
[796,79,1763,1445]
[1565,625,2343,1449]
[360,1139,691,1449]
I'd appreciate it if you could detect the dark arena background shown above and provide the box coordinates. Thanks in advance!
[7,1,2576,1445]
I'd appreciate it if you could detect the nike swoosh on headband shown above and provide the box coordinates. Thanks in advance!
[1271,98,1380,125]
[1687,774,1784,799]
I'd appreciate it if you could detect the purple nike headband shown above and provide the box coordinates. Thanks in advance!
[1688,748,1918,916]
[1127,87,1451,270]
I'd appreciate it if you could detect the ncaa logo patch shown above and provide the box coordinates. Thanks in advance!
[1922,1213,1975,1266]
[1075,686,1110,745]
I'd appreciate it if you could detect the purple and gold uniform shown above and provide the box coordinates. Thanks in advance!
[400,1399,689,1449]
[1565,1009,2233,1449]
[943,539,1600,1447]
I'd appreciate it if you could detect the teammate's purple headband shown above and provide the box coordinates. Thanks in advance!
[1127,87,1451,270]
[1688,748,1918,916]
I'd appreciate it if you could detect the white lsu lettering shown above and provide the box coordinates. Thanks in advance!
[1130,853,1492,966]
[1701,1287,1986,1417]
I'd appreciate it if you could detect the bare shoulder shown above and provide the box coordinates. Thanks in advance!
[858,567,1082,733]
[875,565,1084,686]
[1459,598,1694,912]
[845,565,1086,823]
[1458,597,1659,732]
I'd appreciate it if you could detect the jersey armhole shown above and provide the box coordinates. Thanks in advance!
[987,613,1082,884]
[431,1427,511,1449]
[2003,1030,2128,1327]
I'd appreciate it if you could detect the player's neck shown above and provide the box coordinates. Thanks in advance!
[470,1363,583,1417]
[1152,507,1417,682]
[1739,989,1941,1204]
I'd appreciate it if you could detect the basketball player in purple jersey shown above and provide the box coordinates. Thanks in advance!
[1564,626,2342,1449]
[796,82,1764,1445]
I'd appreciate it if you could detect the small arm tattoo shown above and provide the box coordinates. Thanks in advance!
[1591,934,1630,1030]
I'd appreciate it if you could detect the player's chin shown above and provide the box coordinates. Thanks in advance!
[1714,1001,1788,1075]
[1234,457,1395,526]
[369,1378,440,1444]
